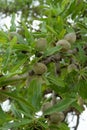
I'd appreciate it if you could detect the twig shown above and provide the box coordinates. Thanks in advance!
[74,114,80,130]
[42,53,61,65]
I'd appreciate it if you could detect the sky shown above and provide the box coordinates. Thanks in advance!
[0,13,87,130]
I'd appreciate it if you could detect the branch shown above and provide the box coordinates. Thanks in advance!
[0,44,86,87]
[41,53,61,65]
[74,114,80,130]
[41,43,87,65]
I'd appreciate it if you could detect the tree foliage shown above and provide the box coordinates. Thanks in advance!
[0,0,87,130]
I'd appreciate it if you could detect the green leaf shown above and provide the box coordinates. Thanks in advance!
[47,75,65,87]
[13,43,31,52]
[61,0,70,10]
[77,80,87,99]
[58,123,70,130]
[10,56,27,73]
[58,29,66,39]
[27,77,42,111]
[38,120,48,129]
[22,22,34,43]
[71,102,83,113]
[0,106,12,125]
[64,0,76,17]
[2,119,33,129]
[43,46,61,57]
[10,13,16,32]
[72,1,84,19]
[10,36,17,47]
[46,25,57,35]
[0,91,35,112]
[0,73,26,87]
[10,103,22,118]
[57,16,64,32]
[2,47,11,70]
[0,31,8,43]
[9,32,27,44]
[44,98,76,115]
[77,45,87,64]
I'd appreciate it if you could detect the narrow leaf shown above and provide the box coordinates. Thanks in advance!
[44,98,76,115]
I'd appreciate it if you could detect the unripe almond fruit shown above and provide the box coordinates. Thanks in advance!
[56,39,71,51]
[64,33,76,44]
[49,112,64,124]
[33,62,47,75]
[36,38,47,51]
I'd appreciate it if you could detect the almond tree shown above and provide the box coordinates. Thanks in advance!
[0,0,87,130]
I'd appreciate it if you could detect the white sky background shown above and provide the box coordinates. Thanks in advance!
[0,7,87,130]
